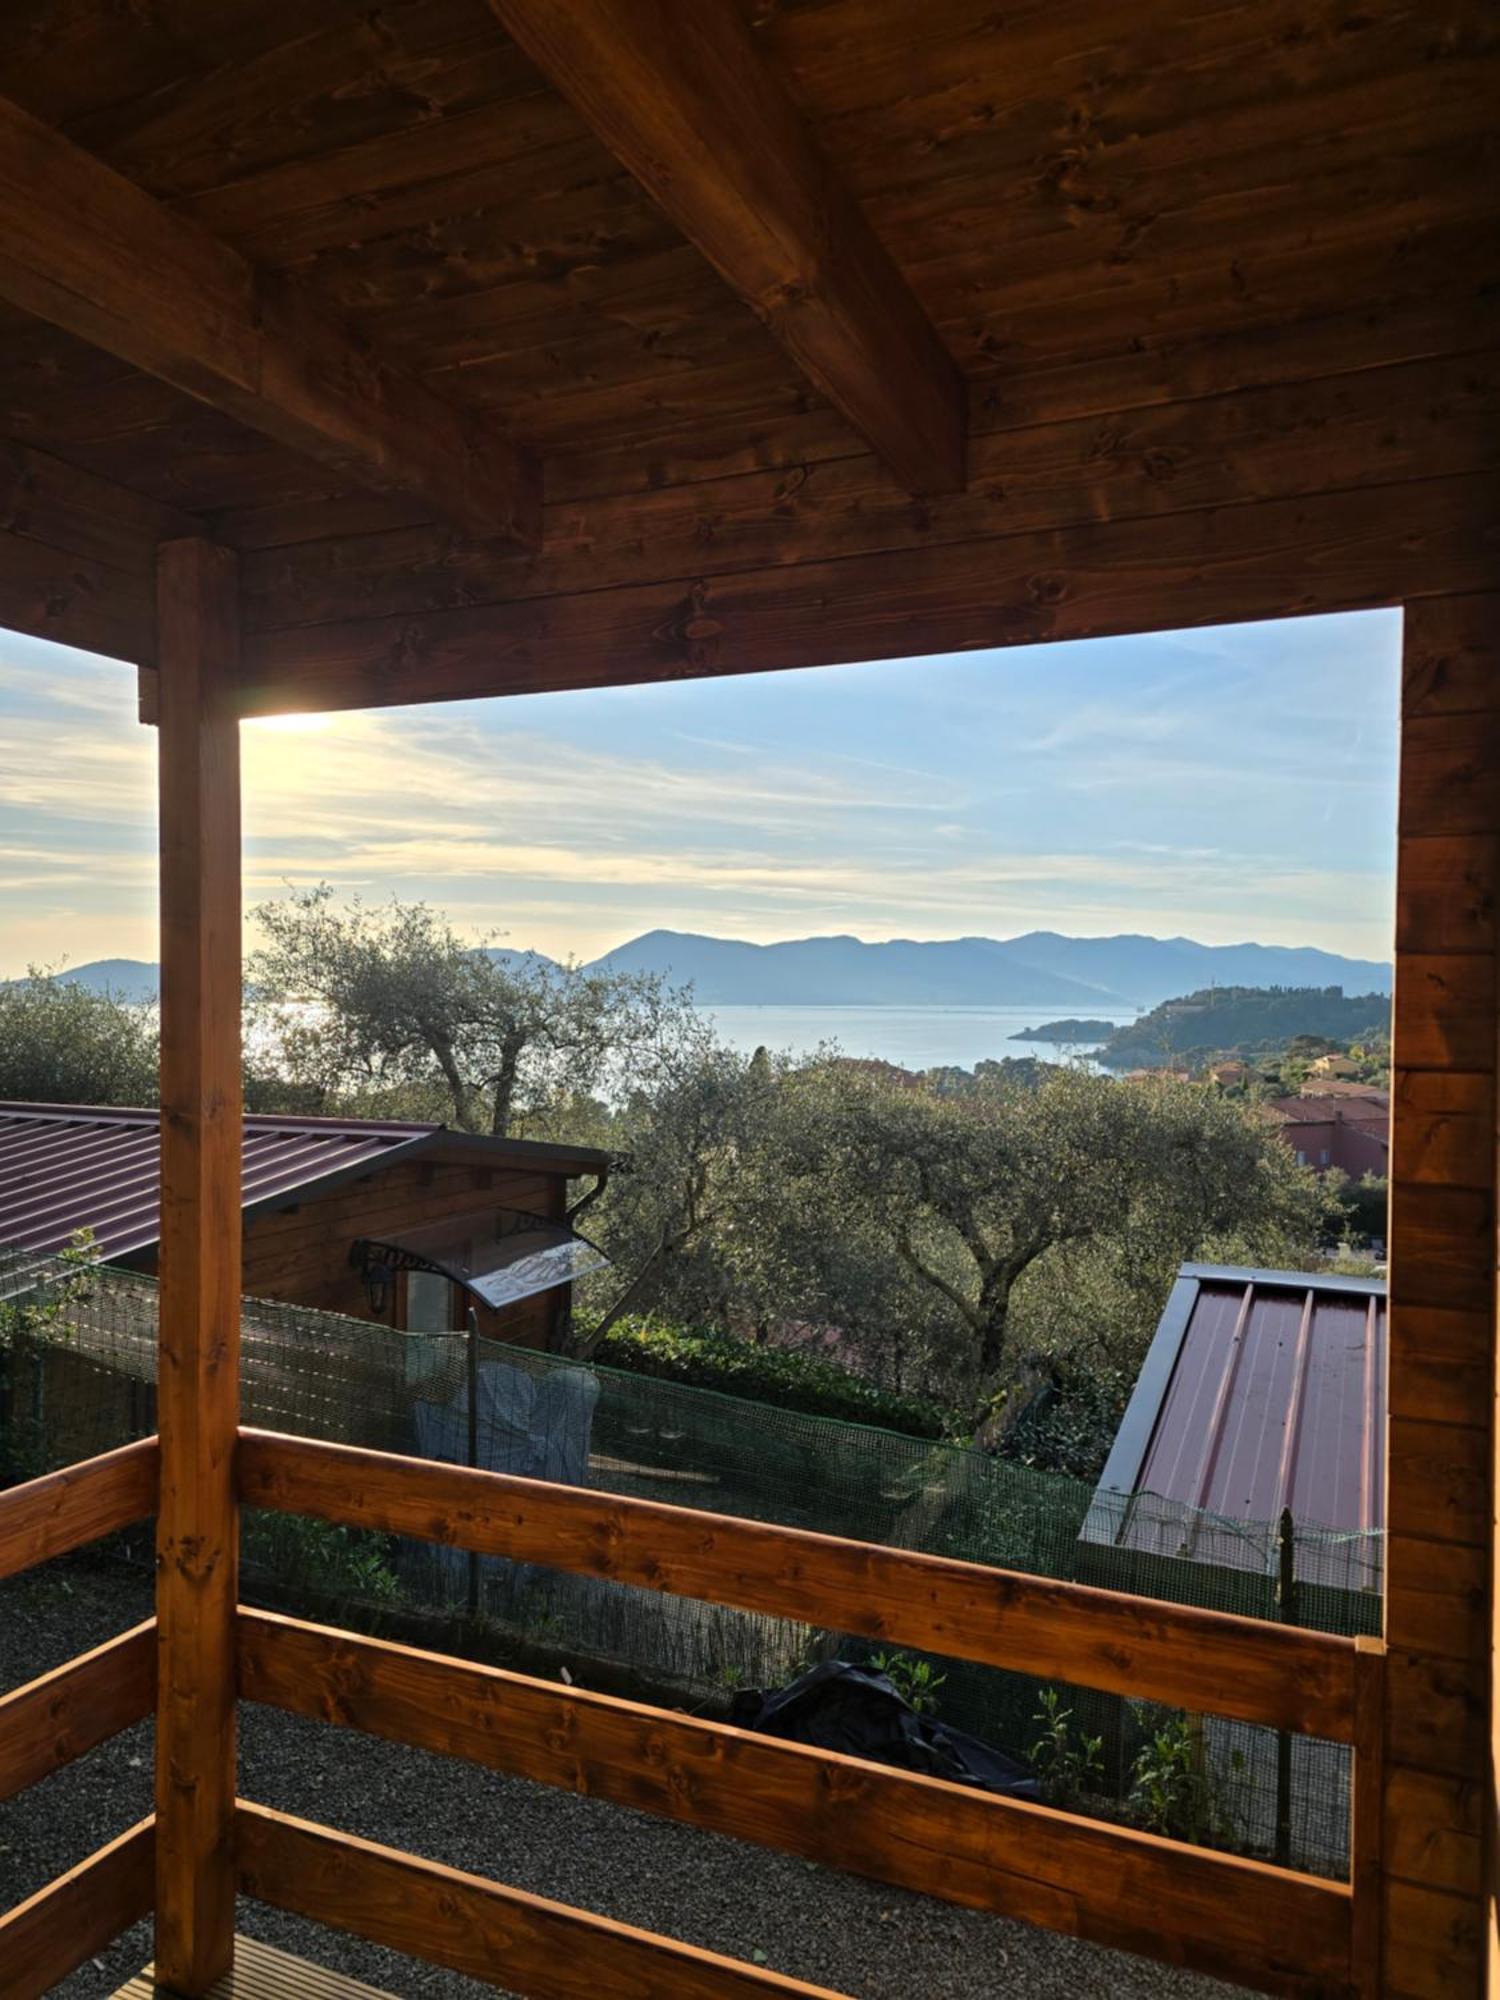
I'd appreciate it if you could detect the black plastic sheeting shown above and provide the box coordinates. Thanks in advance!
[731,1661,1042,1798]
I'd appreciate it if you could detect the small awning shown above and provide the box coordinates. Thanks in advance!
[352,1205,610,1311]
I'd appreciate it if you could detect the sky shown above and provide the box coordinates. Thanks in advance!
[0,608,1400,977]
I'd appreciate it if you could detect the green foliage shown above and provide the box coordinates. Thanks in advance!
[869,1650,947,1715]
[1126,1711,1242,1846]
[1029,1688,1104,1809]
[1098,987,1389,1072]
[0,969,158,1105]
[589,1315,952,1437]
[242,1510,400,1606]
[249,885,689,1138]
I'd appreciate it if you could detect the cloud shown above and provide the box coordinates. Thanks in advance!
[0,616,1400,973]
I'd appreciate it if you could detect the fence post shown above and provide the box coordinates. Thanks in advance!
[1274,1506,1296,1868]
[466,1307,481,1621]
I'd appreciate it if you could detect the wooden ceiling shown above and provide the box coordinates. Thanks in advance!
[0,0,1494,707]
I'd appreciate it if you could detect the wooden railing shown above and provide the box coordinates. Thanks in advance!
[235,1428,1383,2000]
[0,1427,1387,2000]
[0,1442,161,2000]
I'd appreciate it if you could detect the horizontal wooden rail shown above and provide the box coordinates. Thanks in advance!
[0,1620,155,1802]
[0,1436,159,1581]
[236,1800,850,1998]
[237,1429,1357,1740]
[240,1609,1353,1996]
[0,1816,154,2000]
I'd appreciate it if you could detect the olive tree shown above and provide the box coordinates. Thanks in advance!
[249,886,688,1137]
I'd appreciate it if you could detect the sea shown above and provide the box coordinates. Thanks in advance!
[701,1003,1138,1072]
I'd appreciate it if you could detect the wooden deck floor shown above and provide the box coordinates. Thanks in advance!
[112,1934,401,1998]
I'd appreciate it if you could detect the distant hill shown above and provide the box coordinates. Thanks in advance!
[582,930,1392,1010]
[35,933,1394,1013]
[34,960,161,1004]
[584,930,1116,1007]
[1097,986,1392,1070]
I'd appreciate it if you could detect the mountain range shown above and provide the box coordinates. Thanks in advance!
[43,931,1393,1013]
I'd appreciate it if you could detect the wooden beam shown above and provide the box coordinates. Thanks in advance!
[153,539,242,1994]
[0,1436,159,1581]
[487,0,964,496]
[235,1801,852,1999]
[236,1429,1357,1740]
[0,95,539,548]
[233,469,1500,716]
[1384,591,1500,2000]
[0,1818,155,2000]
[239,1608,1353,1997]
[0,1620,155,1803]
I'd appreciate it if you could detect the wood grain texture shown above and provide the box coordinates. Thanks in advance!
[1386,589,1499,2000]
[153,539,243,1995]
[239,347,1500,634]
[238,1607,1353,1997]
[0,1436,158,1581]
[111,1932,405,1998]
[487,0,964,496]
[0,1817,154,2000]
[0,93,538,546]
[235,470,1500,714]
[235,1801,850,2000]
[0,1619,154,1803]
[236,1429,1357,1740]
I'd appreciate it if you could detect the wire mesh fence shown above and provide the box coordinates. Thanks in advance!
[0,1251,1381,1879]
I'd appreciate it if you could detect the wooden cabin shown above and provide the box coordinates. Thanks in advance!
[0,4,1493,1996]
[0,1101,611,1346]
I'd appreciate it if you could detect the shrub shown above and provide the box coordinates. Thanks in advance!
[587,1315,954,1438]
[1029,1687,1104,1809]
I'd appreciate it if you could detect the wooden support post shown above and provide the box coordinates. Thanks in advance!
[1383,592,1498,2000]
[153,538,243,1994]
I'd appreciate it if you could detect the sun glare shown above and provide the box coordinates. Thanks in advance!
[247,711,334,734]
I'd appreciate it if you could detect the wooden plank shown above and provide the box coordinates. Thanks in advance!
[0,1817,155,2000]
[1391,954,1497,1074]
[1349,1638,1386,1999]
[236,1429,1357,1740]
[0,1436,158,1581]
[1383,593,1497,2000]
[1394,834,1499,957]
[487,0,963,497]
[0,1620,154,1802]
[0,515,155,666]
[238,1608,1353,1997]
[1389,1072,1496,1192]
[1382,1767,1485,1899]
[112,1933,404,1999]
[0,93,539,547]
[1385,1535,1487,1663]
[153,538,243,1995]
[236,1801,848,2000]
[239,346,1500,634]
[1383,1879,1486,2000]
[0,435,200,575]
[234,469,1500,714]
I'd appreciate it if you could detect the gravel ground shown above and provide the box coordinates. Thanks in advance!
[3,1562,1249,2000]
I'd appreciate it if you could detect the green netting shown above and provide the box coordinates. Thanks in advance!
[0,1251,1381,1881]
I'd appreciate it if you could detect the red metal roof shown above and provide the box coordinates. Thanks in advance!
[1084,1263,1386,1579]
[0,1102,439,1262]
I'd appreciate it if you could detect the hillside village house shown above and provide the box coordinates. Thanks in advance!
[1268,1088,1392,1178]
[0,1102,610,1346]
[0,4,1493,1998]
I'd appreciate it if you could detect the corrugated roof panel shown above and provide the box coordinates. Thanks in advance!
[1086,1263,1386,1580]
[0,1102,437,1261]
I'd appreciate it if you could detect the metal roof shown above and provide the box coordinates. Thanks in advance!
[1083,1263,1386,1578]
[0,1102,609,1263]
